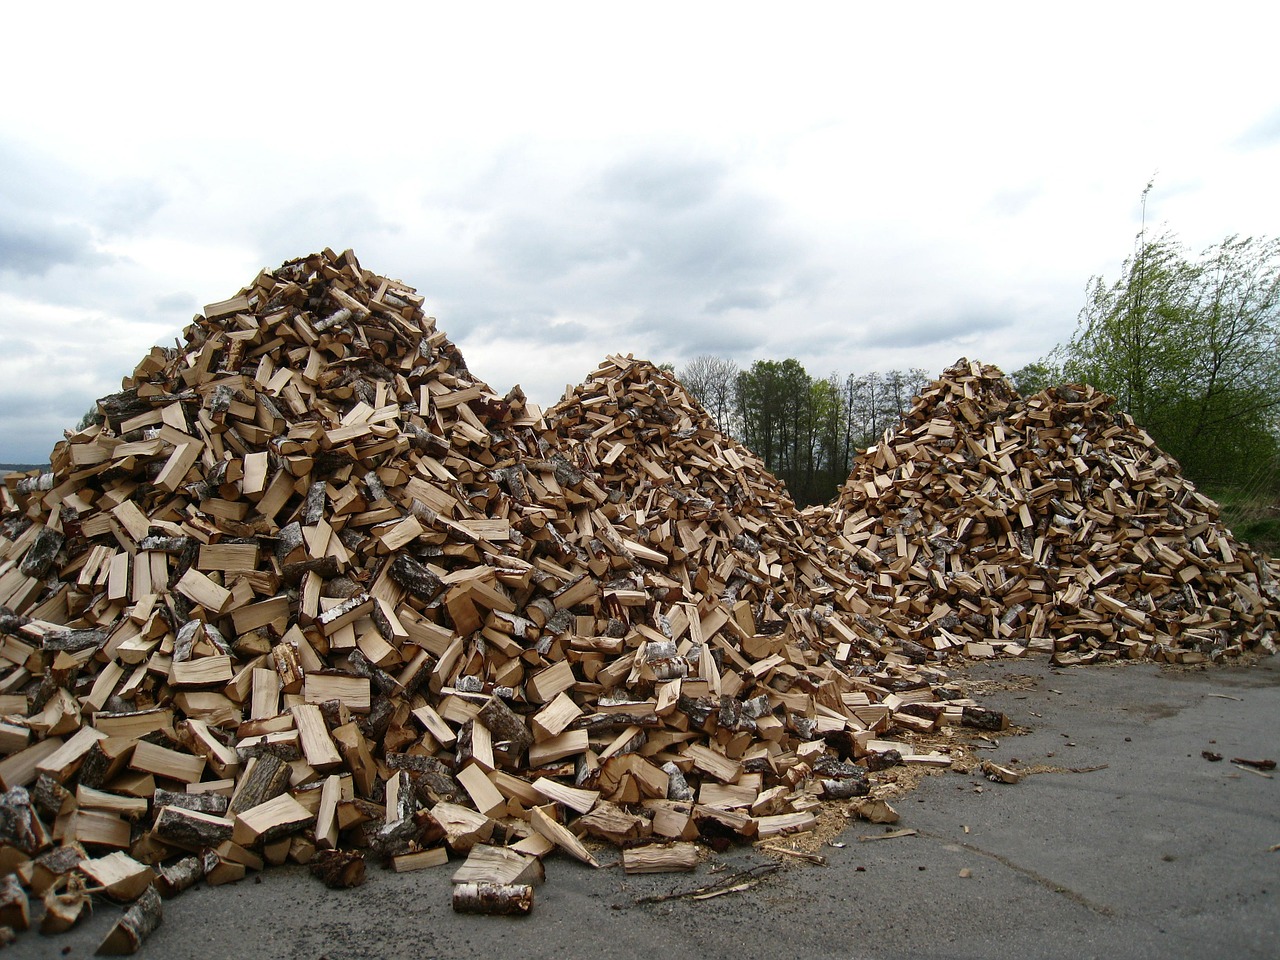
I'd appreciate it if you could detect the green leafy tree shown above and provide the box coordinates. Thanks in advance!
[1009,360,1058,397]
[1057,222,1280,486]
[807,374,845,504]
[735,359,818,502]
[76,405,103,431]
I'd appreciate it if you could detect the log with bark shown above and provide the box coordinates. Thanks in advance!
[95,886,162,955]
[309,849,366,889]
[452,882,534,916]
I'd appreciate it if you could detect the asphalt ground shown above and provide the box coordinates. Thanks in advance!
[7,655,1278,960]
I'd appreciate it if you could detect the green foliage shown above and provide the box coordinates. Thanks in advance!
[735,359,811,489]
[77,405,103,431]
[1210,462,1280,556]
[1055,223,1280,488]
[1009,360,1058,397]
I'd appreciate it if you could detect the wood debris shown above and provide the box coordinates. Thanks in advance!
[95,886,161,955]
[979,760,1022,784]
[1231,757,1276,771]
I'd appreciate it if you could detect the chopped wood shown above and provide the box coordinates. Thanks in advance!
[531,777,599,815]
[452,881,533,916]
[290,704,343,771]
[129,741,205,784]
[0,875,28,931]
[95,886,162,955]
[152,806,234,851]
[227,754,290,817]
[755,810,818,838]
[530,806,600,868]
[574,801,651,845]
[0,251,1276,943]
[622,842,699,874]
[980,760,1023,784]
[0,738,66,791]
[231,793,314,847]
[851,799,901,824]
[430,802,494,852]
[309,849,365,889]
[154,855,206,898]
[41,880,92,934]
[451,844,544,886]
[392,848,449,873]
[77,852,156,902]
[456,765,507,819]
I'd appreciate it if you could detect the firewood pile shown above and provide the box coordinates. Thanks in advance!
[0,250,984,942]
[808,358,1280,666]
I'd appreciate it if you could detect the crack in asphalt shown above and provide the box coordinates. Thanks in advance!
[915,829,1117,918]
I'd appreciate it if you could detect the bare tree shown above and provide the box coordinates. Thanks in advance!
[678,354,740,436]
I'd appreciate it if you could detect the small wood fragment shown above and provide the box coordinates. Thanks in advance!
[41,880,92,933]
[309,849,366,889]
[851,798,900,824]
[980,760,1022,784]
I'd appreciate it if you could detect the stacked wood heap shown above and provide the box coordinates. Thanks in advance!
[0,249,984,940]
[808,358,1280,667]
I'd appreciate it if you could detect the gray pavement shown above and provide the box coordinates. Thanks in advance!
[7,656,1278,959]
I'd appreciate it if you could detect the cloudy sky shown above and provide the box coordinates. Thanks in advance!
[3,2,1279,463]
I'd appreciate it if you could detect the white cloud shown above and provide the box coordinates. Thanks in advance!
[1,1,1278,461]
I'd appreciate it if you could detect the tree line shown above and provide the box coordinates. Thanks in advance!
[677,355,932,507]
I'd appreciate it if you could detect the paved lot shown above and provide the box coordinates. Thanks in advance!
[9,656,1278,959]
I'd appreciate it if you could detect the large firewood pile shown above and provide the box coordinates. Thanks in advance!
[0,250,987,942]
[806,358,1279,667]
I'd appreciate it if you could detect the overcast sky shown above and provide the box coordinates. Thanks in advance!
[3,2,1279,463]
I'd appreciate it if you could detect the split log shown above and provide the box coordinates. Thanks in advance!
[851,798,900,824]
[226,755,290,817]
[530,806,599,868]
[451,844,544,886]
[575,801,651,845]
[452,882,533,916]
[477,696,533,759]
[95,886,162,955]
[621,842,699,874]
[78,852,156,903]
[392,848,449,873]
[232,793,314,847]
[152,806,234,851]
[429,802,493,852]
[0,786,50,856]
[154,855,206,898]
[0,876,28,931]
[29,843,86,895]
[980,760,1022,784]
